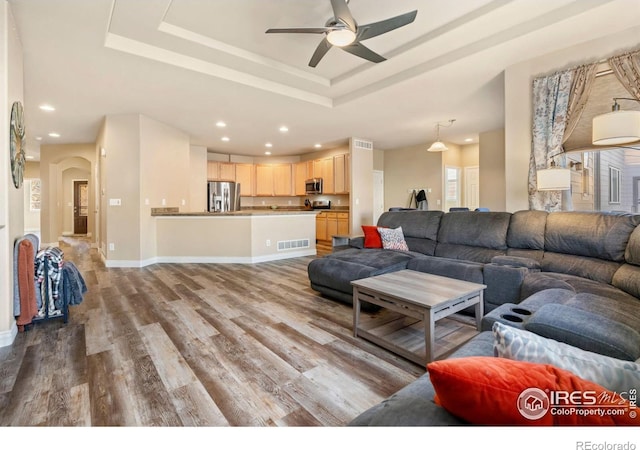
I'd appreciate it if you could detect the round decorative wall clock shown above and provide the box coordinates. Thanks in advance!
[10,101,25,189]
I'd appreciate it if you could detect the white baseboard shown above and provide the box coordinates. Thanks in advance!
[103,249,317,267]
[0,321,18,348]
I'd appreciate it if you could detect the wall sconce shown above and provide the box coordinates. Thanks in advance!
[592,98,640,146]
[427,119,455,152]
[537,160,571,191]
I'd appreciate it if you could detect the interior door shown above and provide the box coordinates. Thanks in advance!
[74,180,88,235]
[464,166,480,210]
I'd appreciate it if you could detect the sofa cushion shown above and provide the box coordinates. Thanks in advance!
[520,271,637,304]
[427,356,639,425]
[377,210,443,240]
[524,303,640,361]
[506,210,548,250]
[437,211,511,249]
[361,225,383,248]
[541,252,621,285]
[492,322,640,393]
[613,263,640,299]
[544,211,640,262]
[407,256,484,284]
[625,225,640,265]
[434,244,506,264]
[378,226,409,251]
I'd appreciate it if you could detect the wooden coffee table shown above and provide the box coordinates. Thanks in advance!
[351,270,486,365]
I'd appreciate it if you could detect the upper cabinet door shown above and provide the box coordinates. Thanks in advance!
[273,164,293,196]
[235,164,255,197]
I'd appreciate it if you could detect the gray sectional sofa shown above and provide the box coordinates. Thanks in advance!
[306,209,640,425]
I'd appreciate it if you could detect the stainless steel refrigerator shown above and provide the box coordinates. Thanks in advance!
[208,181,241,212]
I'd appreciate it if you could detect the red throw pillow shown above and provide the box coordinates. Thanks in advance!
[362,225,383,248]
[427,356,640,426]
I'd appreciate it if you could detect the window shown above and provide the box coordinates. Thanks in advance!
[444,166,461,211]
[609,166,621,205]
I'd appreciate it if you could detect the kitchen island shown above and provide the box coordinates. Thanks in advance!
[150,209,318,264]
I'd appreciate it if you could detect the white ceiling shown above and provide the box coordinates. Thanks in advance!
[9,0,640,160]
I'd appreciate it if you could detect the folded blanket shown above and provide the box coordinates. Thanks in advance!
[13,233,39,316]
[16,239,37,331]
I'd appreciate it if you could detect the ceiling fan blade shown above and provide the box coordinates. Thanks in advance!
[357,10,418,41]
[330,0,356,31]
[266,27,332,34]
[341,42,386,63]
[309,37,333,67]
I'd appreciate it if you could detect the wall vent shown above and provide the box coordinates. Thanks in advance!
[352,139,373,150]
[277,239,310,251]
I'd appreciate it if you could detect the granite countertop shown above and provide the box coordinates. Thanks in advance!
[151,208,320,217]
[151,206,348,216]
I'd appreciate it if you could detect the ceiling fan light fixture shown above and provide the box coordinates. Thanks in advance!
[326,28,356,47]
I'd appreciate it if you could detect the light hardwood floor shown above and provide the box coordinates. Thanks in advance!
[0,238,477,426]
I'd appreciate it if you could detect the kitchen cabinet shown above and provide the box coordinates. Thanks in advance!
[207,161,236,181]
[316,211,349,241]
[316,212,327,241]
[334,154,351,194]
[294,161,313,196]
[313,157,335,194]
[235,163,254,197]
[256,164,292,196]
[337,212,349,235]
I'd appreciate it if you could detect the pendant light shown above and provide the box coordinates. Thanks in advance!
[592,98,640,146]
[427,119,455,152]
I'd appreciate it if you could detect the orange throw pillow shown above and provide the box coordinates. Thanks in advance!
[427,356,640,426]
[362,225,383,248]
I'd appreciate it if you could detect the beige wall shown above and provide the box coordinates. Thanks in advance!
[350,138,374,231]
[504,25,640,212]
[139,115,190,262]
[373,149,384,171]
[190,145,207,212]
[61,166,90,235]
[155,214,316,262]
[39,144,96,245]
[1,2,23,344]
[97,114,192,265]
[23,162,41,232]
[383,142,445,211]
[479,129,506,212]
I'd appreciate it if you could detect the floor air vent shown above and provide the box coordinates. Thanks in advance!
[277,239,310,251]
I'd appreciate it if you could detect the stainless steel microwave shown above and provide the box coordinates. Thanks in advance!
[305,178,323,195]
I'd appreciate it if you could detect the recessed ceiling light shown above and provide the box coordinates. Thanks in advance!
[465,138,474,142]
[221,136,230,142]
[39,104,55,112]
[265,151,272,155]
[279,126,289,133]
[314,144,322,149]
[48,132,60,138]
[265,143,273,148]
[216,121,226,128]
[35,136,42,141]
[26,155,34,160]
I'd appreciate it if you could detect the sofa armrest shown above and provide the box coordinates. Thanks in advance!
[483,263,530,311]
[525,303,640,361]
[491,255,541,271]
[349,236,365,249]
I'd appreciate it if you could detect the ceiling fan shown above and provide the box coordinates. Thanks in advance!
[265,0,418,68]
